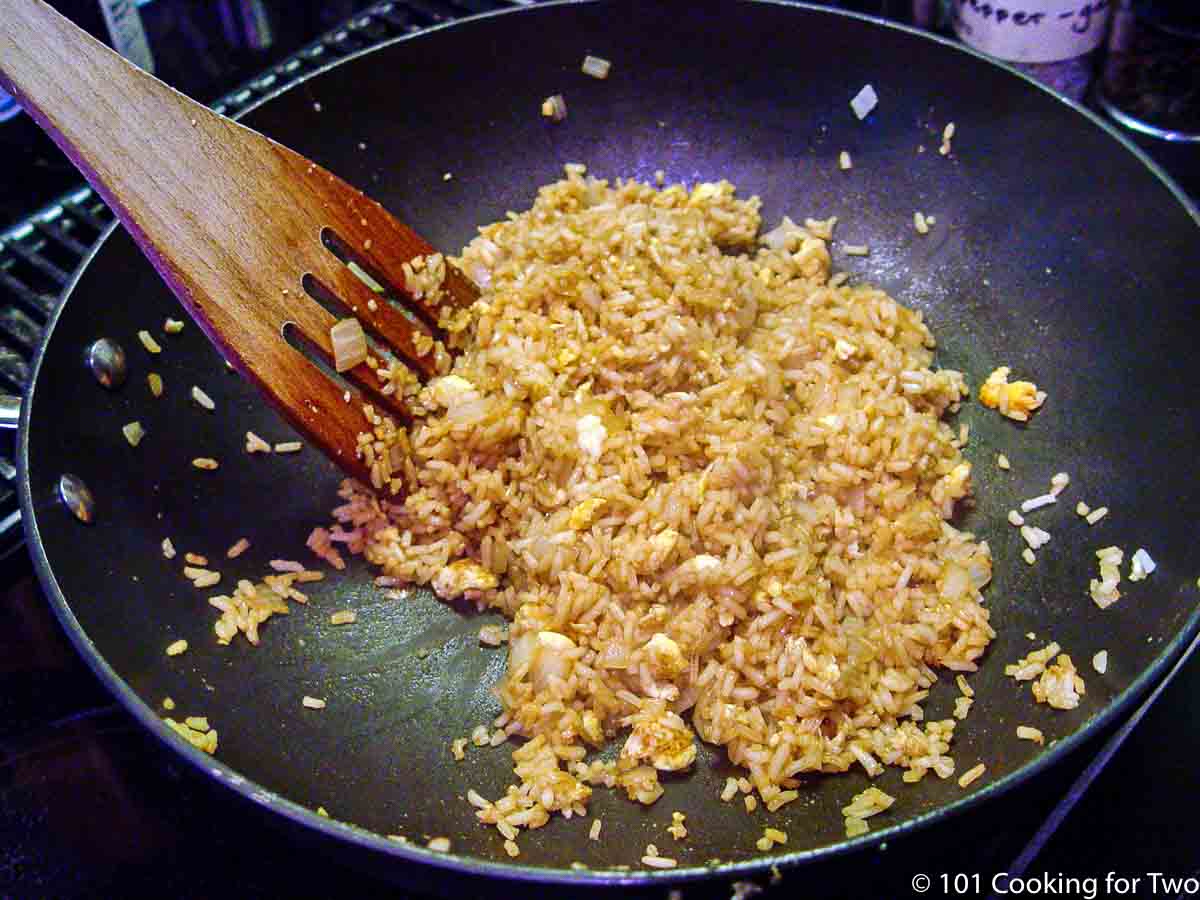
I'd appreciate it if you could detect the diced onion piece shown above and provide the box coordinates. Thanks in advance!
[245,431,272,454]
[122,421,145,447]
[1129,548,1156,582]
[1132,548,1156,574]
[347,261,385,294]
[331,318,368,373]
[581,55,611,79]
[850,84,878,120]
[541,94,568,122]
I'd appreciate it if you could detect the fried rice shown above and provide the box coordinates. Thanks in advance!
[317,166,995,836]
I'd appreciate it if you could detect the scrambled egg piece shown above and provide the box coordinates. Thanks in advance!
[431,559,498,599]
[689,182,722,204]
[679,553,722,585]
[834,338,858,361]
[568,497,607,530]
[1032,654,1085,710]
[979,366,1046,421]
[650,528,679,558]
[644,633,687,679]
[576,414,607,459]
[428,375,479,409]
[531,630,577,691]
[1089,546,1123,609]
[580,710,604,745]
[621,708,697,772]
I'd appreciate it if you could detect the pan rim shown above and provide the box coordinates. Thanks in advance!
[17,0,1200,887]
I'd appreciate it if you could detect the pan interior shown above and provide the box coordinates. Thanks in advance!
[21,0,1200,877]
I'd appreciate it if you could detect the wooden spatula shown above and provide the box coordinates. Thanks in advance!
[0,0,477,486]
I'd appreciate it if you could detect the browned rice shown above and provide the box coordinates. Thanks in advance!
[315,169,994,839]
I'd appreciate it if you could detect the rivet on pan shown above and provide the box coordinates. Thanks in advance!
[86,338,127,389]
[59,474,95,524]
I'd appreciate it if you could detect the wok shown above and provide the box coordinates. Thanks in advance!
[12,0,1200,892]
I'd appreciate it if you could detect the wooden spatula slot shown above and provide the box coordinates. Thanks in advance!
[281,318,411,421]
[0,0,478,489]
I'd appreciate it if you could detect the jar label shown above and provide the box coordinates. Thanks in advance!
[952,0,1112,62]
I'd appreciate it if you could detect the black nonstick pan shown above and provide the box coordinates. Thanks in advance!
[12,1,1200,892]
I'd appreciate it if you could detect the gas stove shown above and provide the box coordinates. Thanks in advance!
[1,3,1197,898]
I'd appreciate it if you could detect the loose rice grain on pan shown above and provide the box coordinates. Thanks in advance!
[1016,725,1045,745]
[164,714,217,754]
[137,330,161,354]
[958,762,986,788]
[641,844,676,869]
[309,171,995,841]
[191,386,215,411]
[245,431,272,454]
